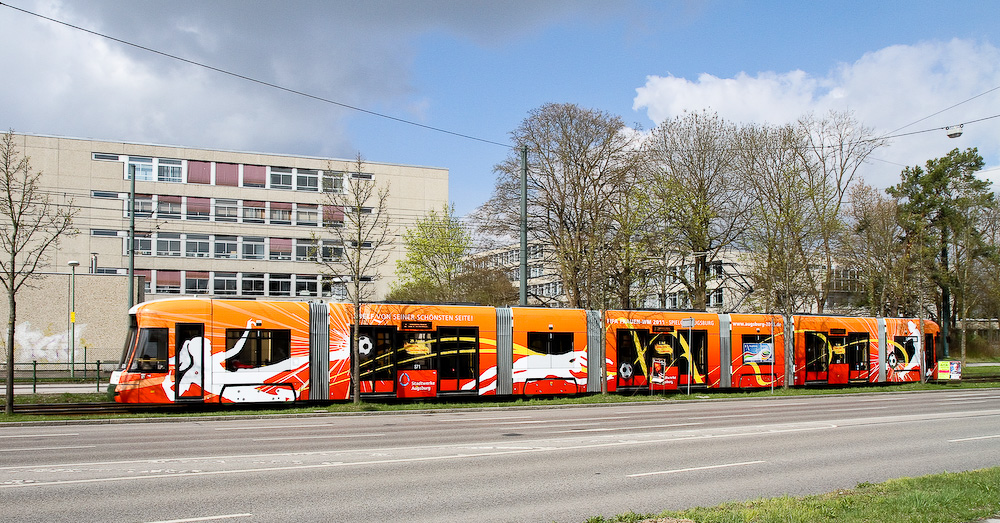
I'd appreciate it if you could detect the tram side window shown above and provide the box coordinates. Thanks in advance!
[399,332,434,371]
[527,332,574,355]
[891,335,917,368]
[358,327,395,381]
[224,329,291,370]
[677,330,709,377]
[128,328,169,373]
[438,327,478,379]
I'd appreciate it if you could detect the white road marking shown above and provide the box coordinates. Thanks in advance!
[685,413,762,420]
[252,433,384,441]
[0,433,78,439]
[0,445,95,453]
[628,460,766,478]
[552,422,703,434]
[147,514,253,523]
[215,424,336,431]
[439,416,533,422]
[826,406,890,412]
[948,434,1000,443]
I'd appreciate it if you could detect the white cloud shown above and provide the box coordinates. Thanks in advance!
[633,39,1000,190]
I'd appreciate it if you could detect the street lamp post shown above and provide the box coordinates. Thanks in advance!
[68,260,79,378]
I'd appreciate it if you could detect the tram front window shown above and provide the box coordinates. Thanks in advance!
[128,328,169,373]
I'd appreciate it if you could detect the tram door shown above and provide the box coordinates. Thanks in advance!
[804,332,828,382]
[846,333,870,382]
[677,330,708,387]
[357,326,396,394]
[175,323,205,401]
[436,327,478,393]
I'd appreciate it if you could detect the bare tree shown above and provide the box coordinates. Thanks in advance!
[1,131,76,414]
[736,123,813,388]
[644,110,748,310]
[842,182,909,316]
[796,111,886,312]
[478,103,637,308]
[315,153,393,404]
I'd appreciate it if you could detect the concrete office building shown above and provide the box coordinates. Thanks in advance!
[10,133,448,304]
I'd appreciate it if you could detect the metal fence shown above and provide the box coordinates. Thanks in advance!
[0,361,117,393]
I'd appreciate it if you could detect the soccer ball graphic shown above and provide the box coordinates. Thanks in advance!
[358,335,373,357]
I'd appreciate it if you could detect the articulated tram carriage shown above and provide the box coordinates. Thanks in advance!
[109,298,939,404]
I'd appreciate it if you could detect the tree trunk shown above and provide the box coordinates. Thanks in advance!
[5,289,15,415]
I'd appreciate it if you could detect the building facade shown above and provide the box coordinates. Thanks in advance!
[13,133,448,304]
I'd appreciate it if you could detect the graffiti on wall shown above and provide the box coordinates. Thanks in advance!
[11,321,87,363]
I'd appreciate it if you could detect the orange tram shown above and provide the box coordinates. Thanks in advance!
[109,298,940,404]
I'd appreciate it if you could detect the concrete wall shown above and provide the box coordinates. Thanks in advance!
[0,272,141,365]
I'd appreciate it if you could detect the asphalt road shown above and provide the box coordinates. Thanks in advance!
[1,388,999,522]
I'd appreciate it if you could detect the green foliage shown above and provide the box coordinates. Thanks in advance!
[390,205,470,299]
[621,468,1000,523]
[388,205,517,305]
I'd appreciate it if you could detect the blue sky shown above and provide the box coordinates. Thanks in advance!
[2,1,999,218]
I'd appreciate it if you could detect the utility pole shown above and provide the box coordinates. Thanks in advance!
[520,145,527,306]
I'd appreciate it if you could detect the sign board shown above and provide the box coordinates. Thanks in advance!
[397,370,437,398]
[681,318,695,328]
[936,360,962,381]
[650,360,678,390]
[742,342,774,364]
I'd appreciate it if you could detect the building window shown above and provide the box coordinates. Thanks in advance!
[156,233,181,257]
[270,167,293,190]
[214,235,239,259]
[323,277,347,300]
[323,205,344,227]
[269,273,292,296]
[187,197,210,220]
[129,195,154,218]
[323,172,344,193]
[155,270,181,294]
[242,273,265,296]
[157,196,181,219]
[296,240,317,261]
[269,238,293,261]
[243,165,266,188]
[185,234,210,258]
[157,159,183,183]
[296,276,318,297]
[296,169,319,191]
[187,161,211,184]
[243,201,266,223]
[214,272,238,295]
[215,199,239,222]
[93,153,121,161]
[185,271,210,294]
[270,203,292,225]
[132,235,152,256]
[243,237,265,260]
[321,240,343,262]
[128,157,154,181]
[215,163,238,186]
[296,204,318,226]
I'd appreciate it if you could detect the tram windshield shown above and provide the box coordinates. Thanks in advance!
[127,327,169,373]
[117,316,139,371]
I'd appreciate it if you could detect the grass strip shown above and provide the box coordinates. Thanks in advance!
[587,467,1000,523]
